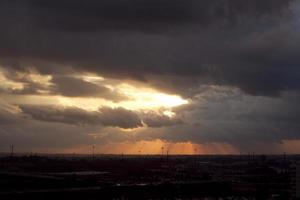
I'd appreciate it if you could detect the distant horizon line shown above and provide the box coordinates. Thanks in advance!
[0,152,299,156]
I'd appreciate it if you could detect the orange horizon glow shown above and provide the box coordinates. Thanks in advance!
[16,140,300,155]
[27,140,239,155]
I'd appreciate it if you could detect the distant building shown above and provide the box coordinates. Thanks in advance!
[291,162,300,199]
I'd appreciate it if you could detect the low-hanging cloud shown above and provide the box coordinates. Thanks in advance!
[19,105,181,129]
[51,76,127,101]
[20,105,143,129]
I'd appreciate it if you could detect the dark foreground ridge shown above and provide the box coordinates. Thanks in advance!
[0,154,299,200]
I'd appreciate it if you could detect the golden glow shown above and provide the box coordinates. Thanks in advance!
[46,140,239,155]
[82,75,104,83]
[1,71,188,116]
[0,71,24,90]
[4,83,188,113]
[115,84,188,110]
[0,99,22,114]
[56,96,108,111]
[0,68,53,92]
[281,140,300,154]
[25,73,52,87]
[163,110,176,118]
[15,140,300,155]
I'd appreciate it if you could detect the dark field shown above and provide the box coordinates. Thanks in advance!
[0,154,299,200]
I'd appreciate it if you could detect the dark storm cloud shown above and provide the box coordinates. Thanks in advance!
[19,105,182,129]
[20,105,143,129]
[141,111,182,128]
[0,0,299,97]
[135,88,300,152]
[1,0,291,32]
[97,107,143,128]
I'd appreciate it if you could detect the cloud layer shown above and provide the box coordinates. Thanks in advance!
[19,105,180,129]
[0,0,299,96]
[0,0,300,153]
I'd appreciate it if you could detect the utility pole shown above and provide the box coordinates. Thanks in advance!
[161,146,164,156]
[92,145,95,160]
[10,144,14,157]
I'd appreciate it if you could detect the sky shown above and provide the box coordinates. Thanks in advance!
[1,0,300,154]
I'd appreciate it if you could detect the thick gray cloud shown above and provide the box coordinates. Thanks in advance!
[0,0,299,97]
[1,87,300,153]
[135,88,300,152]
[0,67,51,95]
[97,107,143,129]
[141,111,182,128]
[19,105,182,129]
[1,0,292,32]
[0,68,128,101]
[0,102,128,151]
[51,76,127,101]
[20,105,143,129]
[1,0,300,153]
